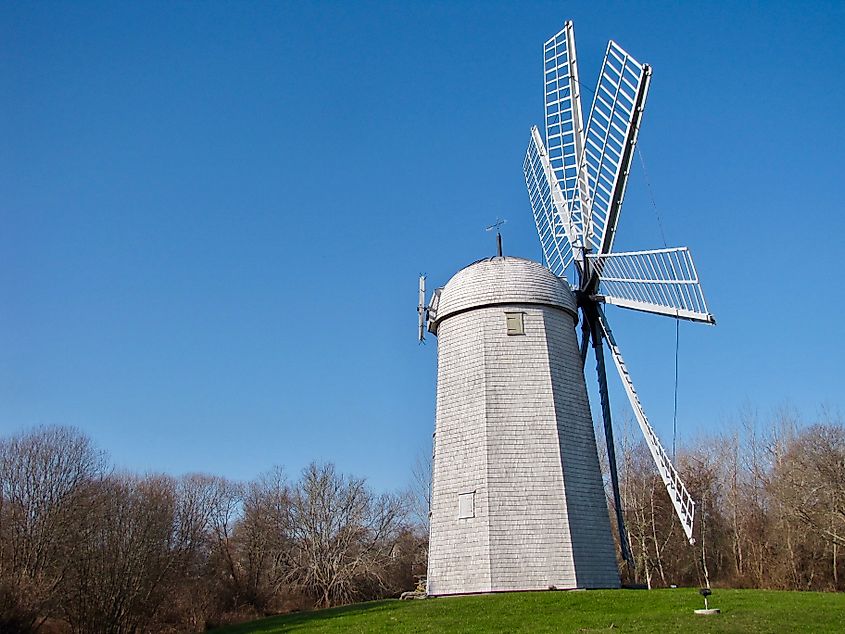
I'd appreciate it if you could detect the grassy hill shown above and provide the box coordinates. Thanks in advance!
[212,588,844,633]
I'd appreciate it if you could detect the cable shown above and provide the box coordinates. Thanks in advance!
[637,147,668,249]
[672,318,679,462]
[637,146,681,459]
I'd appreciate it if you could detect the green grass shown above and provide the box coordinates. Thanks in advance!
[211,588,845,633]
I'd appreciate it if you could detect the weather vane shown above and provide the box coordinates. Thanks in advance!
[484,217,507,256]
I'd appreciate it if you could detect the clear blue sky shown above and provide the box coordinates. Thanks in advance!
[2,1,843,492]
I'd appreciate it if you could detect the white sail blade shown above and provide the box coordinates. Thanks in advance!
[588,247,715,324]
[579,41,651,255]
[544,21,586,234]
[597,307,696,544]
[524,128,578,276]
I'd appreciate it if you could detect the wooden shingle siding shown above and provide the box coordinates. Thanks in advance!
[427,257,619,596]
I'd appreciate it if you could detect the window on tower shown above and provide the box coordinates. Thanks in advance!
[505,312,525,335]
[458,491,475,519]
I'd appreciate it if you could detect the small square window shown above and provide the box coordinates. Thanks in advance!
[458,491,475,519]
[505,312,525,336]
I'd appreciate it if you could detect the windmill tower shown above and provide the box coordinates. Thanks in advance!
[424,256,620,594]
[421,21,715,595]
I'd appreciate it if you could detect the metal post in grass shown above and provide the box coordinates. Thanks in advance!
[694,588,720,615]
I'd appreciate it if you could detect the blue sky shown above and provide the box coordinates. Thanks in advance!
[2,1,844,492]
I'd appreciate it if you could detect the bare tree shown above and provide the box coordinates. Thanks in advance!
[0,426,105,632]
[287,462,406,607]
[206,476,245,609]
[617,420,681,588]
[60,474,182,634]
[235,467,293,611]
[408,448,432,532]
[160,473,236,631]
[768,420,845,589]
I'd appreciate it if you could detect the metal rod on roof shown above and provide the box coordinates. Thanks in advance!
[485,217,507,257]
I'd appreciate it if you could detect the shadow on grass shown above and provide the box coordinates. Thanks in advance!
[213,599,399,633]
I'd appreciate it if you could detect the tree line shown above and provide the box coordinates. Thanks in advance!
[0,427,426,633]
[615,406,845,592]
[2,406,842,631]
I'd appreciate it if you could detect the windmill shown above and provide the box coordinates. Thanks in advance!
[523,21,715,562]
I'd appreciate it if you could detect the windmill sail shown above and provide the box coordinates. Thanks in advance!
[524,128,577,276]
[544,22,586,236]
[523,21,715,557]
[579,41,651,256]
[589,247,715,324]
[597,307,696,543]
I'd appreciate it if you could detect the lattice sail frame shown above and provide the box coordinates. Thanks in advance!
[525,24,654,279]
[597,307,696,543]
[524,127,576,276]
[578,41,651,256]
[544,22,586,242]
[589,247,715,324]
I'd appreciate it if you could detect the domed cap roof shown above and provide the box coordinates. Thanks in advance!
[429,256,576,333]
